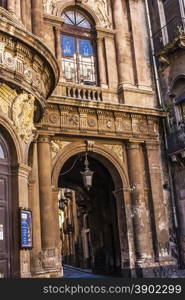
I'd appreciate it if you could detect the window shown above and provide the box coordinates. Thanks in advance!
[158,0,169,45]
[0,144,5,159]
[61,9,97,86]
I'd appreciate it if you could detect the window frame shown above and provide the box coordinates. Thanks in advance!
[61,8,98,86]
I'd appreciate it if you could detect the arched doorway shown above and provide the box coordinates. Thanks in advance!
[0,133,11,278]
[57,151,125,276]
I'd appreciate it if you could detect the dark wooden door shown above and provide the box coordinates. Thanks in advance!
[0,135,11,278]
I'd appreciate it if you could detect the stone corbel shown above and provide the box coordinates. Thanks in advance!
[85,140,95,152]
[158,55,170,70]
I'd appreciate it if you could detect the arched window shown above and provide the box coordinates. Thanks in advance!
[0,0,7,9]
[61,8,97,86]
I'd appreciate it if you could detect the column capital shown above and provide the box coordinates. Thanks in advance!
[144,141,160,150]
[126,140,144,150]
[37,135,51,144]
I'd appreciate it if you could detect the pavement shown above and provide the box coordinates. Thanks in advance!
[63,264,110,278]
[62,264,185,278]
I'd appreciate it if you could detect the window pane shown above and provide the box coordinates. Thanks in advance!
[65,11,75,24]
[61,35,76,56]
[78,39,96,85]
[76,12,85,25]
[78,39,93,56]
[0,145,5,159]
[61,35,78,82]
[62,14,74,25]
[78,19,91,29]
[62,10,91,28]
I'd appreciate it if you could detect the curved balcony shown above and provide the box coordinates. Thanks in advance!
[0,7,59,111]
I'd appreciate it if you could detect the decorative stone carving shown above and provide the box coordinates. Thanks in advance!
[83,0,112,28]
[12,92,36,143]
[0,83,17,115]
[104,144,123,161]
[40,104,161,140]
[43,0,61,14]
[0,23,59,104]
[51,139,71,156]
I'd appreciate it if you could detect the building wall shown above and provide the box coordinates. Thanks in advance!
[0,0,177,278]
[148,0,185,267]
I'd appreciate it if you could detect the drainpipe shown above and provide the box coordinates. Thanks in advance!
[145,0,179,249]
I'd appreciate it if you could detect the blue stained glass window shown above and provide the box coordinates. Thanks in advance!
[79,39,93,56]
[61,35,76,56]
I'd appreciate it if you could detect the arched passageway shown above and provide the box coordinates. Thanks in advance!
[57,151,128,276]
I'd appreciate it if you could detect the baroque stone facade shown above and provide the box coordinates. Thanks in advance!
[0,0,178,278]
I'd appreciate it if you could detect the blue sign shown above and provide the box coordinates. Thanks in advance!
[79,39,93,56]
[20,209,32,248]
[61,35,75,56]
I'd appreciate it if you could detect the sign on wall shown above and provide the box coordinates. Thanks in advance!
[19,208,33,249]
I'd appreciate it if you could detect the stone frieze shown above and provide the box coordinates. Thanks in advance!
[39,104,159,140]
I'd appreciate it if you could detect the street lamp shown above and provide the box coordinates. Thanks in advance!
[81,153,94,190]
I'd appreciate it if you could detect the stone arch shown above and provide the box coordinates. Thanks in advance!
[170,74,185,96]
[52,141,133,275]
[53,0,101,27]
[0,113,22,278]
[52,141,129,189]
[0,113,23,164]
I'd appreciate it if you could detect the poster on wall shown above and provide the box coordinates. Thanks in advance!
[19,208,33,249]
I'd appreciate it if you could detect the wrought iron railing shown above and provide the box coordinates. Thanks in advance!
[153,16,185,52]
[167,126,185,154]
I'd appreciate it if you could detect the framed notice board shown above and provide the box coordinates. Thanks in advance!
[19,208,33,249]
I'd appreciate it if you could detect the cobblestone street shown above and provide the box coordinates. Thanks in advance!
[62,264,185,278]
[63,265,112,278]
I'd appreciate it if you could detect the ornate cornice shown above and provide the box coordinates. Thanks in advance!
[0,14,59,105]
[36,102,163,141]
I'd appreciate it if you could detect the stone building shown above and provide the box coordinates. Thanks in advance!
[148,0,185,269]
[0,0,177,278]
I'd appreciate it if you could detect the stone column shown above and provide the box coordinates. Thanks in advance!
[29,142,42,275]
[31,0,43,38]
[52,187,62,272]
[21,0,32,31]
[7,0,15,12]
[113,188,136,277]
[126,141,154,266]
[97,34,107,88]
[128,0,152,89]
[54,26,65,81]
[15,0,21,19]
[111,0,134,87]
[104,34,118,89]
[17,164,32,278]
[145,142,174,262]
[37,135,59,271]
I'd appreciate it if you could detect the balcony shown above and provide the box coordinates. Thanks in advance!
[51,82,118,104]
[167,127,185,154]
[153,16,185,53]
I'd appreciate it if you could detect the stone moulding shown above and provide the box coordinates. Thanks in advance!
[37,102,165,141]
[0,14,59,108]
